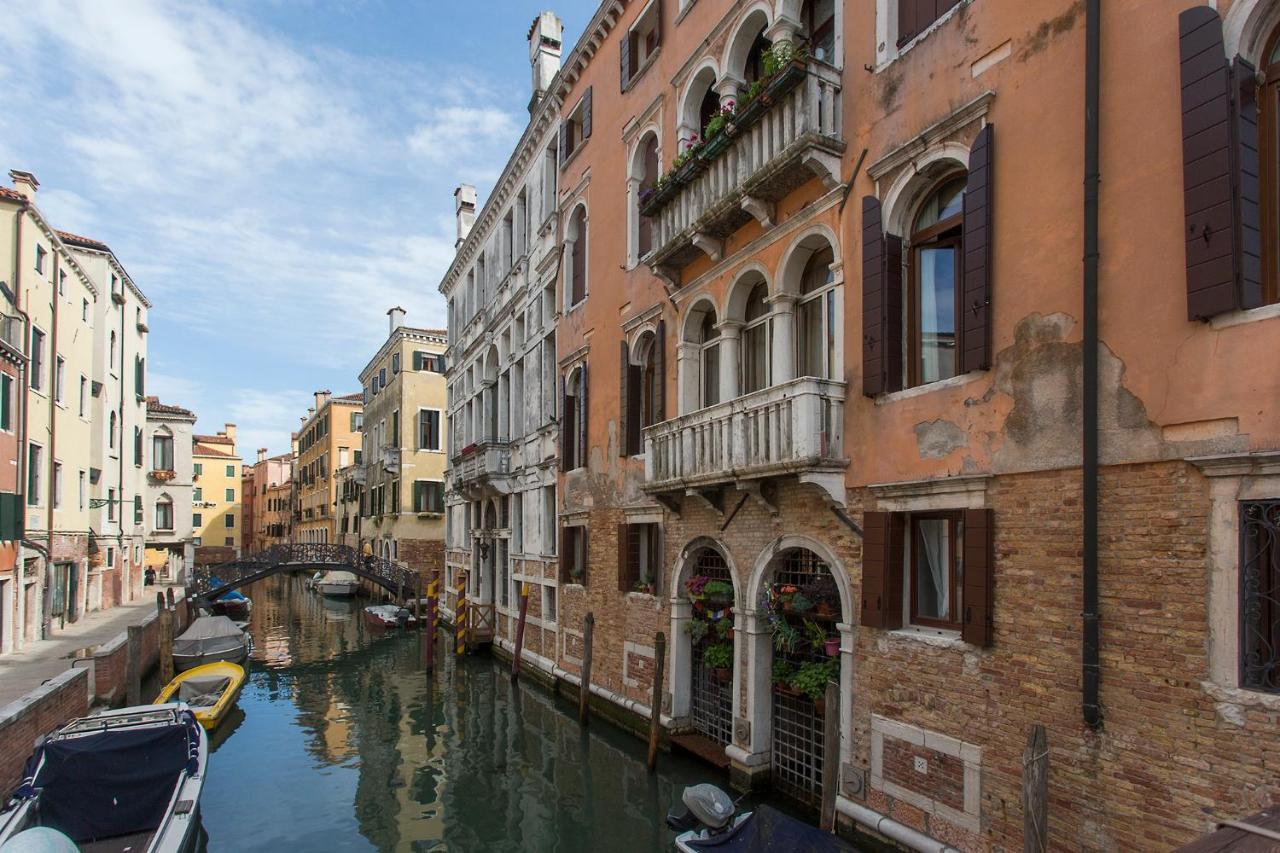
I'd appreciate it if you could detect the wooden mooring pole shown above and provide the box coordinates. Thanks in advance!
[820,678,841,831]
[126,624,143,706]
[424,577,437,671]
[1023,724,1049,853]
[455,577,467,656]
[157,592,173,687]
[511,582,530,681]
[578,612,594,725]
[646,631,666,771]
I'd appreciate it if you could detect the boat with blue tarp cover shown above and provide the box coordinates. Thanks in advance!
[0,704,207,853]
[668,784,856,853]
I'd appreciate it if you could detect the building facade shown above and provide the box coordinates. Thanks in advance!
[357,309,448,579]
[244,448,292,553]
[334,463,362,550]
[143,397,196,583]
[295,392,362,544]
[442,0,1280,849]
[192,424,241,564]
[440,10,566,648]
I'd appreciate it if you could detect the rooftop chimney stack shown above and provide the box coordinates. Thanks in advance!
[224,423,236,444]
[8,170,38,200]
[388,306,406,335]
[528,11,564,112]
[258,448,267,463]
[455,185,477,247]
[314,391,331,411]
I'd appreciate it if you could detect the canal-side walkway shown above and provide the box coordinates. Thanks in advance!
[0,588,180,706]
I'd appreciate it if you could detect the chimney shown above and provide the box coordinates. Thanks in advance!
[8,170,38,200]
[528,12,564,112]
[455,185,477,247]
[314,390,331,411]
[388,306,406,335]
[224,423,236,444]
[258,448,267,463]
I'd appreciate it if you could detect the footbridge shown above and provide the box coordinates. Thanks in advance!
[187,543,420,606]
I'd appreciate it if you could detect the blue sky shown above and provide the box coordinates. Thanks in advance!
[0,0,593,456]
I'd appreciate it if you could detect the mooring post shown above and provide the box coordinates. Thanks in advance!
[157,593,173,687]
[165,587,177,630]
[511,581,530,681]
[425,577,437,671]
[647,631,666,771]
[126,624,143,706]
[579,612,594,725]
[820,678,841,831]
[455,577,467,656]
[1023,724,1049,853]
[413,577,422,628]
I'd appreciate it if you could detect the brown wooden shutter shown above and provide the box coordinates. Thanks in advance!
[617,523,631,591]
[620,30,633,90]
[962,123,994,373]
[558,121,567,169]
[862,512,904,630]
[560,527,571,582]
[580,362,589,467]
[1179,7,1261,319]
[862,197,904,396]
[619,340,630,456]
[559,374,568,472]
[582,526,590,585]
[654,319,666,423]
[654,0,663,47]
[582,87,593,140]
[897,0,918,46]
[962,508,995,647]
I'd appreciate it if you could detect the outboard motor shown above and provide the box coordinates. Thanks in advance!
[395,608,410,628]
[666,784,737,835]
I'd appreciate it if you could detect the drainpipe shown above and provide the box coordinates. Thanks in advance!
[1082,0,1102,730]
[117,276,127,599]
[11,204,29,646]
[836,798,961,853]
[44,251,58,636]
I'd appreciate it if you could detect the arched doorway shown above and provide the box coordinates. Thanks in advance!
[683,546,736,746]
[758,546,846,807]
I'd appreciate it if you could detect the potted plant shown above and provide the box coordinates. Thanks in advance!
[633,579,654,594]
[703,642,733,683]
[784,592,813,616]
[802,575,840,618]
[772,621,800,654]
[685,617,709,645]
[771,659,796,691]
[803,618,828,654]
[790,659,839,712]
[703,579,734,606]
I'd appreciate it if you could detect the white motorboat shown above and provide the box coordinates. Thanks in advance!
[363,604,416,629]
[0,704,208,853]
[172,615,251,671]
[315,571,359,598]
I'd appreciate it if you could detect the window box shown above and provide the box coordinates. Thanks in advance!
[149,469,176,483]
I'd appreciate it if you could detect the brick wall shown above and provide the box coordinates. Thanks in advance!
[398,538,443,581]
[0,668,89,794]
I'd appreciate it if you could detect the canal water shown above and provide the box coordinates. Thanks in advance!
[197,574,730,852]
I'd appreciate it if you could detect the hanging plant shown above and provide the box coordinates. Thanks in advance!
[702,642,733,671]
[684,617,709,645]
[703,579,734,604]
[771,659,796,687]
[790,659,839,703]
[772,621,801,654]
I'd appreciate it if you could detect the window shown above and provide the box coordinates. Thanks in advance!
[34,244,45,274]
[28,445,40,506]
[53,462,62,509]
[0,374,10,430]
[153,432,173,471]
[1240,500,1280,693]
[53,357,64,403]
[621,1,662,88]
[413,481,445,513]
[58,270,66,296]
[225,488,235,502]
[803,0,837,63]
[109,331,116,371]
[78,471,85,510]
[898,0,961,48]
[193,487,202,502]
[225,464,234,477]
[559,525,588,584]
[567,205,588,307]
[134,495,142,524]
[107,487,115,521]
[135,356,144,397]
[543,486,556,556]
[226,513,235,528]
[560,88,592,163]
[82,299,89,322]
[30,329,44,392]
[543,584,558,623]
[392,352,400,375]
[352,412,363,431]
[194,463,202,476]
[633,132,660,262]
[908,176,965,387]
[79,377,87,417]
[192,512,203,526]
[155,497,174,530]
[134,428,142,467]
[562,365,588,471]
[418,409,441,451]
[619,522,661,594]
[622,328,665,456]
[910,512,960,629]
[512,492,524,552]
[108,412,117,449]
[391,409,401,447]
[797,244,838,379]
[741,281,771,394]
[1256,30,1280,306]
[225,537,234,547]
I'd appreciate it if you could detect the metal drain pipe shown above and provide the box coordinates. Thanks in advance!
[835,797,961,853]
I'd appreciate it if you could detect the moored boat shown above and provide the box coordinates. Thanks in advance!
[667,784,857,853]
[172,615,251,671]
[153,662,246,731]
[208,588,251,620]
[0,704,207,853]
[363,604,416,629]
[315,571,359,598]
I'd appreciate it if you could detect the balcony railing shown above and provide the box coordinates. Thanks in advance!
[380,447,401,474]
[451,441,513,496]
[643,377,847,504]
[643,60,844,277]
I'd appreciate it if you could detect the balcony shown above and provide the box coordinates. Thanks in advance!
[380,447,401,475]
[642,377,847,508]
[352,467,367,485]
[642,60,844,280]
[450,441,513,498]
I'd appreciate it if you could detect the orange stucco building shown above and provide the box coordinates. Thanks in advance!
[445,1,1280,848]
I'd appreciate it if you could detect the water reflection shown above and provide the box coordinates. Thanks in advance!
[198,574,720,852]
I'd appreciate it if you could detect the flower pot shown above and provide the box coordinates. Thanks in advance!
[814,697,827,716]
[824,637,840,657]
[710,667,731,685]
[774,682,802,699]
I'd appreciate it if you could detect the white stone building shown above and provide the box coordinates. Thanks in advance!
[143,397,196,582]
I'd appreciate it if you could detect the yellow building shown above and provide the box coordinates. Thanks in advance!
[192,424,241,561]
[295,392,362,544]
[358,309,447,579]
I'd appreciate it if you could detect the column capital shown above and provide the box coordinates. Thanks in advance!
[767,292,798,312]
[764,15,801,46]
[715,319,744,338]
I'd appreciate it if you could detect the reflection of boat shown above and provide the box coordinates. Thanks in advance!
[174,616,251,671]
[364,604,416,629]
[209,590,252,620]
[0,704,207,853]
[208,705,246,753]
[321,596,353,621]
[315,571,359,598]
[154,662,246,731]
[667,785,855,853]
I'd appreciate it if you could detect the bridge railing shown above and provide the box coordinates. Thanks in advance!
[188,543,421,602]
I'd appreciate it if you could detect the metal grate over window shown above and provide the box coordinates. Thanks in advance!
[1241,500,1280,693]
[689,547,734,745]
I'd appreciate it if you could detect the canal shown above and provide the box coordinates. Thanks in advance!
[197,574,732,852]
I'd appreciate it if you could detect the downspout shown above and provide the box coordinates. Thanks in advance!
[1082,0,1102,730]
[118,278,127,598]
[45,252,58,635]
[12,205,30,644]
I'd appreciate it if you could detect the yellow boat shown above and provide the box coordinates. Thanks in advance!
[154,661,246,731]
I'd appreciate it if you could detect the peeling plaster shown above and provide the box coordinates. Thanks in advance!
[914,419,968,459]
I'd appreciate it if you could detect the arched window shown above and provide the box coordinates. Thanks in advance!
[796,244,837,379]
[802,0,836,63]
[698,85,720,140]
[908,175,965,387]
[741,282,771,394]
[108,411,117,449]
[744,27,770,83]
[637,333,660,429]
[698,311,720,409]
[1260,27,1280,304]
[567,206,588,307]
[155,495,174,531]
[636,133,659,258]
[109,331,116,369]
[563,364,587,470]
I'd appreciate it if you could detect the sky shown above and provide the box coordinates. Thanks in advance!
[0,0,594,457]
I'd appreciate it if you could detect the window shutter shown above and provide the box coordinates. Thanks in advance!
[962,124,994,373]
[619,341,630,457]
[617,523,630,591]
[861,512,888,628]
[897,0,918,46]
[560,527,571,582]
[582,526,590,585]
[962,508,995,647]
[582,87,593,140]
[620,30,633,90]
[559,375,567,472]
[654,319,666,423]
[580,363,589,466]
[1179,7,1261,319]
[654,0,663,46]
[558,121,567,168]
[861,197,904,396]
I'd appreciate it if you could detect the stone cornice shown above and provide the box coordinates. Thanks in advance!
[867,91,995,182]
[1189,450,1280,478]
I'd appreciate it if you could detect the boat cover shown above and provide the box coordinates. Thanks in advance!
[320,571,358,584]
[685,805,856,852]
[26,722,196,842]
[176,676,232,707]
[173,616,245,658]
[208,576,246,602]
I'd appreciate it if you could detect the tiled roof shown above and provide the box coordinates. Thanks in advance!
[193,434,234,445]
[54,229,110,252]
[335,392,364,402]
[0,187,25,203]
[146,396,196,418]
[193,443,237,459]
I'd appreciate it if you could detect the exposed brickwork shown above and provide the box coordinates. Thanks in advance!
[397,538,443,581]
[0,669,89,794]
[881,738,966,813]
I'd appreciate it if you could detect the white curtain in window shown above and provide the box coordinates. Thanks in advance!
[916,518,949,619]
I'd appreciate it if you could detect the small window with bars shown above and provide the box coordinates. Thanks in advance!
[1241,500,1280,694]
